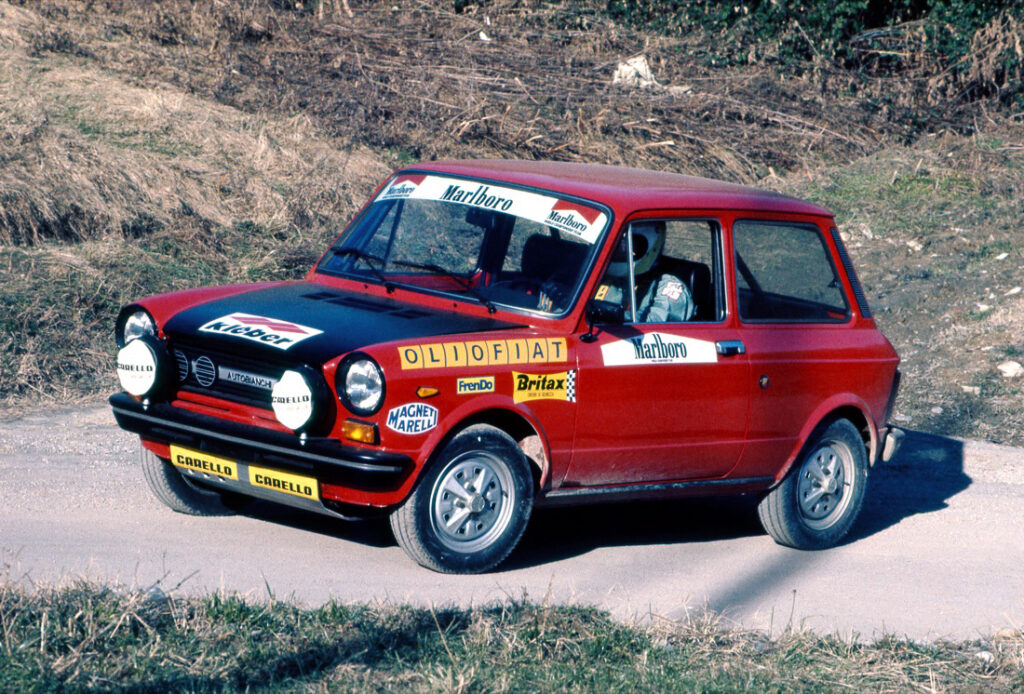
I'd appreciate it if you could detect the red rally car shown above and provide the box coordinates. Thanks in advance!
[111,160,903,573]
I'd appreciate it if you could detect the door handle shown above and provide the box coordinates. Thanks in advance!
[715,340,746,357]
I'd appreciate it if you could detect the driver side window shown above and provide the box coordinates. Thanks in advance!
[594,219,722,323]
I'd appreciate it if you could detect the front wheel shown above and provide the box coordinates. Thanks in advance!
[757,419,868,550]
[390,425,534,573]
[139,445,235,516]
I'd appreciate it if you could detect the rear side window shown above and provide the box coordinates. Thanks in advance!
[733,221,849,323]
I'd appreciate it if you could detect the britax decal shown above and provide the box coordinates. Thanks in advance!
[198,313,323,350]
[399,337,567,370]
[601,333,718,366]
[374,175,606,244]
[386,403,439,435]
[513,370,576,404]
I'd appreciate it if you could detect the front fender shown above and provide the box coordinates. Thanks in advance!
[773,392,878,484]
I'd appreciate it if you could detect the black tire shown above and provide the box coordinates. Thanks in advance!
[139,445,235,516]
[757,419,868,550]
[389,424,534,573]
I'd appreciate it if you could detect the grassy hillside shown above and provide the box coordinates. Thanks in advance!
[1,0,1022,445]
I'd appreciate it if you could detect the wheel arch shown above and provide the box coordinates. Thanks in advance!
[774,398,877,485]
[418,408,550,492]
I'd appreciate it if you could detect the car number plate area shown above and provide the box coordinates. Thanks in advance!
[169,445,239,480]
[249,465,320,502]
[168,445,319,502]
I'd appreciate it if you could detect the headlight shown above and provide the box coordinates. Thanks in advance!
[272,370,316,431]
[337,356,384,416]
[116,307,156,347]
[116,335,166,398]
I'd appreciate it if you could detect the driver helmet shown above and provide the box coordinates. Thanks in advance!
[606,221,665,278]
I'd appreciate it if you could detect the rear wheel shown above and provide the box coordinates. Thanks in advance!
[139,445,235,516]
[390,425,533,573]
[757,419,868,550]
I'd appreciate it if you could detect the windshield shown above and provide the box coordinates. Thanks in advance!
[317,174,610,315]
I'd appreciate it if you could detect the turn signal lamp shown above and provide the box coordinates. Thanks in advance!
[416,386,439,398]
[343,419,378,445]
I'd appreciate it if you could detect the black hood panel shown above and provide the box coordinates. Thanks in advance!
[163,282,521,364]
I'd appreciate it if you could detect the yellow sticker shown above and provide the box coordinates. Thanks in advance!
[249,465,320,501]
[512,370,576,404]
[169,445,238,480]
[595,284,610,300]
[399,338,567,370]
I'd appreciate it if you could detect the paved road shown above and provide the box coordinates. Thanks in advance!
[1,403,1021,641]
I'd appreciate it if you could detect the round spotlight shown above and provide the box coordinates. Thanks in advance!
[272,370,315,430]
[116,337,160,397]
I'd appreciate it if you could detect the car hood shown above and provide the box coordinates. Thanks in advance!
[163,282,522,364]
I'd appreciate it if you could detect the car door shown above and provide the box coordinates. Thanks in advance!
[564,218,751,487]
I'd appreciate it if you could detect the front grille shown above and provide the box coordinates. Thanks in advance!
[193,355,216,387]
[174,349,189,382]
[170,339,292,410]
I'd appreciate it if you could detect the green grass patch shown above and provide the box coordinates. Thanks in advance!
[0,581,1020,692]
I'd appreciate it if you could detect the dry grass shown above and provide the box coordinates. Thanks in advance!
[0,577,1021,692]
[0,12,387,246]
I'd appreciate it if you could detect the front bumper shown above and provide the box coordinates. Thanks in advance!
[110,393,413,494]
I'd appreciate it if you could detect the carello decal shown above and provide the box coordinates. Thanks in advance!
[399,337,567,370]
[386,402,439,435]
[249,465,319,501]
[198,313,323,350]
[601,332,718,366]
[169,445,238,481]
[512,370,576,404]
[456,376,495,394]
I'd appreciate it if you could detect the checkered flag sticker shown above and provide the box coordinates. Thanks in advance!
[566,369,576,403]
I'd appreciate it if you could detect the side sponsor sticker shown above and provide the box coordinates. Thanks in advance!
[399,337,567,370]
[198,313,323,350]
[249,465,319,501]
[456,376,495,394]
[386,403,439,435]
[512,370,576,403]
[169,445,238,480]
[601,332,719,366]
[374,175,607,245]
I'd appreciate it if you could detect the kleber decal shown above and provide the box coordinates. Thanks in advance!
[373,175,607,244]
[456,376,495,394]
[512,370,576,404]
[170,445,238,480]
[399,337,567,370]
[386,402,439,435]
[601,333,718,366]
[250,465,319,501]
[198,313,323,350]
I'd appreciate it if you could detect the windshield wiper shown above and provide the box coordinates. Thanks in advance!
[332,248,395,293]
[391,259,497,313]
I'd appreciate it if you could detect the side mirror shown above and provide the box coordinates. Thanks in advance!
[581,299,624,342]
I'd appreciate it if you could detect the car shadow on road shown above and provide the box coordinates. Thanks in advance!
[505,429,971,570]
[845,429,970,543]
[230,429,970,569]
